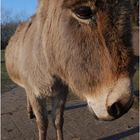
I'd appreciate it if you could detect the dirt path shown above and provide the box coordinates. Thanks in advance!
[2,87,139,140]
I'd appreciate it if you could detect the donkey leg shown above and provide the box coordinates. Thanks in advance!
[29,95,48,140]
[51,92,68,140]
[27,96,35,119]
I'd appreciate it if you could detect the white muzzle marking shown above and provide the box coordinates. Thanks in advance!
[86,77,132,120]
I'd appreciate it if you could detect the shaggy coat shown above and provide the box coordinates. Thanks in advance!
[5,0,134,140]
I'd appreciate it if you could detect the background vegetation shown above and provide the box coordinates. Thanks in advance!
[1,8,28,92]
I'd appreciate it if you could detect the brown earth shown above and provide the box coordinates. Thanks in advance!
[1,87,139,140]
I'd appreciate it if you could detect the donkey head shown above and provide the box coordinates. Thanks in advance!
[44,0,134,121]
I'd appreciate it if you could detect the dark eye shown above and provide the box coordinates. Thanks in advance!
[73,6,93,19]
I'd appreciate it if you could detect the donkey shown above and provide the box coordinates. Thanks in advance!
[5,0,134,140]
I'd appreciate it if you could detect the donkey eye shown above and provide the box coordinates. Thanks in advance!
[73,6,93,19]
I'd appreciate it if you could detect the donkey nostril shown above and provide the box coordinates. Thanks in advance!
[108,102,122,117]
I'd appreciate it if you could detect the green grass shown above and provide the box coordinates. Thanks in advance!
[1,62,17,93]
[1,50,5,62]
[1,50,17,93]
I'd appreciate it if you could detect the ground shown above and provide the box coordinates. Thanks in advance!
[1,87,139,140]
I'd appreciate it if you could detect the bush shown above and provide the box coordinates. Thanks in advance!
[1,8,28,49]
[1,22,19,49]
[131,0,139,26]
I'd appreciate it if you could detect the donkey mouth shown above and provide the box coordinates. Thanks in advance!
[88,106,99,120]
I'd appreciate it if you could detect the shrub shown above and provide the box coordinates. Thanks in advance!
[1,22,19,49]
